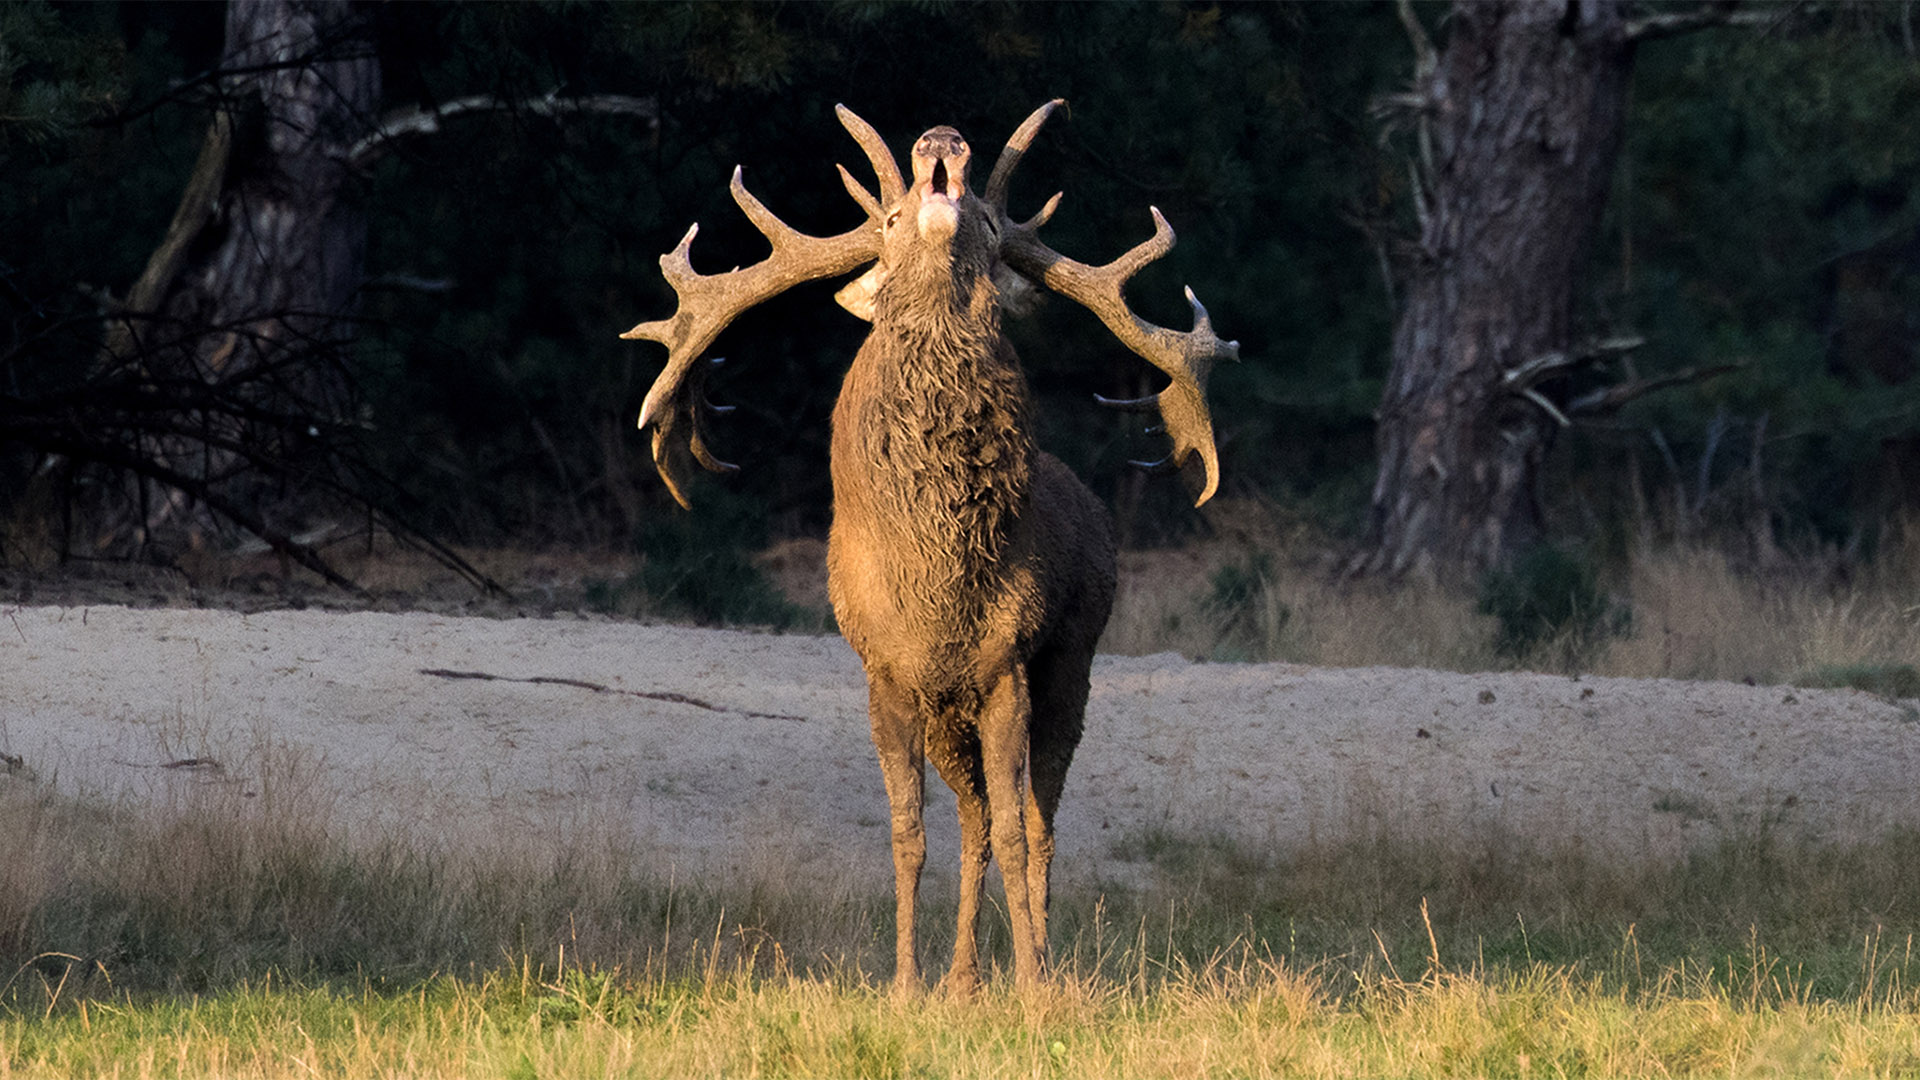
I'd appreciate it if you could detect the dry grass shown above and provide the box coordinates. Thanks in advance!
[10,770,1920,1078]
[1098,500,1920,688]
[9,665,1920,1074]
[14,496,1916,695]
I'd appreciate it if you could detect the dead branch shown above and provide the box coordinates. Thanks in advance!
[1625,2,1783,44]
[346,91,659,170]
[1567,361,1742,416]
[4,309,502,595]
[1503,335,1647,391]
[417,667,806,722]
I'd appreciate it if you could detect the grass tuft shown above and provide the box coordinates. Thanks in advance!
[1792,662,1920,700]
[1098,499,1920,684]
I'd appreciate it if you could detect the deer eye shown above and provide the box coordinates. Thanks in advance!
[885,210,902,230]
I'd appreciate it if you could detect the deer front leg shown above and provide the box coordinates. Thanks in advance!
[979,666,1044,989]
[867,673,926,997]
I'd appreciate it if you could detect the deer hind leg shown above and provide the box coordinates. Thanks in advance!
[867,672,926,997]
[978,665,1044,988]
[1023,642,1092,956]
[929,726,989,997]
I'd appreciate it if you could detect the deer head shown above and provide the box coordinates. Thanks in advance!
[622,101,1238,508]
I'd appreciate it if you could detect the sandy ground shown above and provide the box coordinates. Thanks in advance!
[4,604,1920,891]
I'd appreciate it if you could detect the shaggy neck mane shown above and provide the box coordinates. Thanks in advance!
[865,271,1035,578]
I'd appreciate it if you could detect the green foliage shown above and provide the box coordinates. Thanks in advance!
[1579,8,1920,546]
[0,2,122,147]
[1477,546,1628,660]
[1794,662,1920,700]
[1199,552,1289,661]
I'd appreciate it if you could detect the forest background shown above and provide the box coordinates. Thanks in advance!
[4,0,1919,638]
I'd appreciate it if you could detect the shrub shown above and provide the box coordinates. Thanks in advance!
[1478,546,1627,661]
[1794,662,1920,700]
[587,491,807,629]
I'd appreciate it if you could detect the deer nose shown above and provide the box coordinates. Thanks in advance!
[911,126,971,197]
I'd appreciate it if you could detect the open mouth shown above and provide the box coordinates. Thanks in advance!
[924,157,964,202]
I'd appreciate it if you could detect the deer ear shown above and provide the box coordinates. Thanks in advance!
[834,263,887,322]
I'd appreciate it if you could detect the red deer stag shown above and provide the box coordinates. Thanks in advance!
[623,102,1235,993]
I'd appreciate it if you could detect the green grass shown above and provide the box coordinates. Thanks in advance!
[1794,662,1920,701]
[12,780,1920,1076]
[10,945,1920,1077]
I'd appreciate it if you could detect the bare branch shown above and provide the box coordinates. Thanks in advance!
[1503,335,1647,393]
[28,433,363,592]
[1567,362,1742,416]
[1625,2,1780,44]
[1396,0,1439,81]
[1519,387,1572,428]
[346,91,659,170]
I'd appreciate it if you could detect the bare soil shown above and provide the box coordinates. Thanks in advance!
[6,590,1919,892]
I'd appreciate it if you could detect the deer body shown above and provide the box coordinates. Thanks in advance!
[624,103,1233,994]
[827,165,1116,987]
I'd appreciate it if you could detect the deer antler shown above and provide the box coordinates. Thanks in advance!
[990,102,1239,507]
[622,105,900,508]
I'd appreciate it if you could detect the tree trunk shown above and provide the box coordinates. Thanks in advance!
[103,0,378,550]
[1354,0,1632,581]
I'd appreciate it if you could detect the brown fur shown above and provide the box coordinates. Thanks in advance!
[827,127,1116,994]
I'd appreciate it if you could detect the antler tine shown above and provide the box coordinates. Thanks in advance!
[834,104,905,208]
[1002,209,1240,507]
[986,98,1066,215]
[1023,191,1063,232]
[623,161,883,508]
[836,163,881,220]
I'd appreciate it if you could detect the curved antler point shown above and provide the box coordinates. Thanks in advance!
[665,223,700,262]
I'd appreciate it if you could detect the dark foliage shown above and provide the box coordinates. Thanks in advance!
[1477,545,1629,659]
[4,2,1919,586]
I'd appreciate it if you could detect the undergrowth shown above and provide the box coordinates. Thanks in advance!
[9,780,1920,1012]
[10,793,1920,1077]
[1101,501,1920,688]
[10,755,1920,1075]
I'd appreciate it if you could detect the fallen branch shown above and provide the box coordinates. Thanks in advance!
[418,668,807,723]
